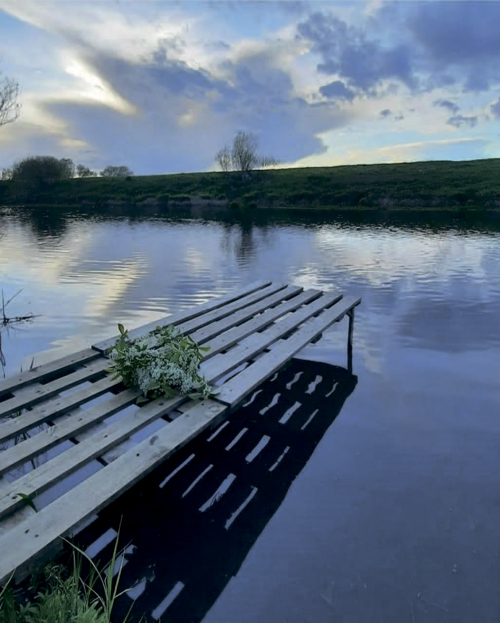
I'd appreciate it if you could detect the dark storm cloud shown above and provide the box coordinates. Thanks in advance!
[318,80,355,101]
[379,109,391,118]
[296,12,416,94]
[446,115,478,129]
[433,99,460,114]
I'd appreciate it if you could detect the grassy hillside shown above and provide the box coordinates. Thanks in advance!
[1,158,500,210]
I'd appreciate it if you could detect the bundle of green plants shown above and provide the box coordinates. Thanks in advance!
[0,534,134,623]
[107,324,214,403]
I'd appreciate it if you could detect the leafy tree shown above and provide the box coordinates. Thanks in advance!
[215,131,279,173]
[0,74,20,128]
[59,158,75,178]
[11,155,73,189]
[76,164,97,178]
[100,165,133,178]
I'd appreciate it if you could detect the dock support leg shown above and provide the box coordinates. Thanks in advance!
[347,308,355,374]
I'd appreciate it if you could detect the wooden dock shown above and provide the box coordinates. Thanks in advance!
[0,281,360,584]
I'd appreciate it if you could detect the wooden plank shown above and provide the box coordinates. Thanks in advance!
[0,349,101,399]
[202,291,343,383]
[0,387,143,476]
[0,399,228,585]
[0,357,109,421]
[0,375,122,446]
[0,393,187,520]
[92,280,272,352]
[175,283,288,335]
[215,296,362,407]
[199,288,324,360]
[187,284,303,345]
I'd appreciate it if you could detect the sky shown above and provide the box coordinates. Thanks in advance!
[0,0,499,175]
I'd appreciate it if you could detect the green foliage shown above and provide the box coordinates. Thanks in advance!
[229,201,240,209]
[14,492,37,513]
[107,323,213,403]
[100,166,133,178]
[0,533,136,623]
[11,156,74,191]
[2,157,500,211]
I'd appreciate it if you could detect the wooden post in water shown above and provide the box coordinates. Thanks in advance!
[347,307,355,374]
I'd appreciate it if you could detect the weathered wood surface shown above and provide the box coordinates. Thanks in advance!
[0,281,360,584]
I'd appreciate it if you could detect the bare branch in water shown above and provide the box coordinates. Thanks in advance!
[1,289,39,325]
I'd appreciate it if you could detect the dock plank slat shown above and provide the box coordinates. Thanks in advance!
[176,283,288,335]
[91,280,272,352]
[0,349,101,399]
[0,375,122,446]
[188,284,303,344]
[201,291,343,382]
[0,387,142,476]
[0,393,187,520]
[200,288,324,359]
[0,358,109,422]
[215,296,362,407]
[0,399,227,584]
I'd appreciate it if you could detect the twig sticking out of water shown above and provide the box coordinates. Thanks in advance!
[1,289,38,325]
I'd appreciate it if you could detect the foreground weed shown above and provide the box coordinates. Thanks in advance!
[0,533,140,623]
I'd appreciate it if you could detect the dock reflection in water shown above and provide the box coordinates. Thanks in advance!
[73,358,357,623]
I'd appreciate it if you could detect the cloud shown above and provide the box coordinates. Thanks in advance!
[406,1,500,92]
[491,99,500,119]
[433,99,460,114]
[379,108,391,118]
[318,80,356,101]
[296,11,416,94]
[41,36,353,173]
[446,115,478,129]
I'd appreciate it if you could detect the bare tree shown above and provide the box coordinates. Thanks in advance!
[215,131,279,173]
[215,146,232,172]
[0,75,20,128]
[259,156,280,168]
[231,131,259,172]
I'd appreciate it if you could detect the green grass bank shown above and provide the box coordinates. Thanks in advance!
[1,158,500,211]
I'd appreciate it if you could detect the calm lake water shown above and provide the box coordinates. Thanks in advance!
[2,206,500,622]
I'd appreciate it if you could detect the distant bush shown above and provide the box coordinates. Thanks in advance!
[156,193,170,202]
[101,165,133,178]
[170,194,191,202]
[229,201,240,209]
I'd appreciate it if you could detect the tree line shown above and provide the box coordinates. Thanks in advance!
[0,158,134,185]
[1,69,279,185]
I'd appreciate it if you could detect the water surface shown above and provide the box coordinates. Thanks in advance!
[1,206,500,622]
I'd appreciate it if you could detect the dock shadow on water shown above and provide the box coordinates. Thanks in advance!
[71,358,357,623]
